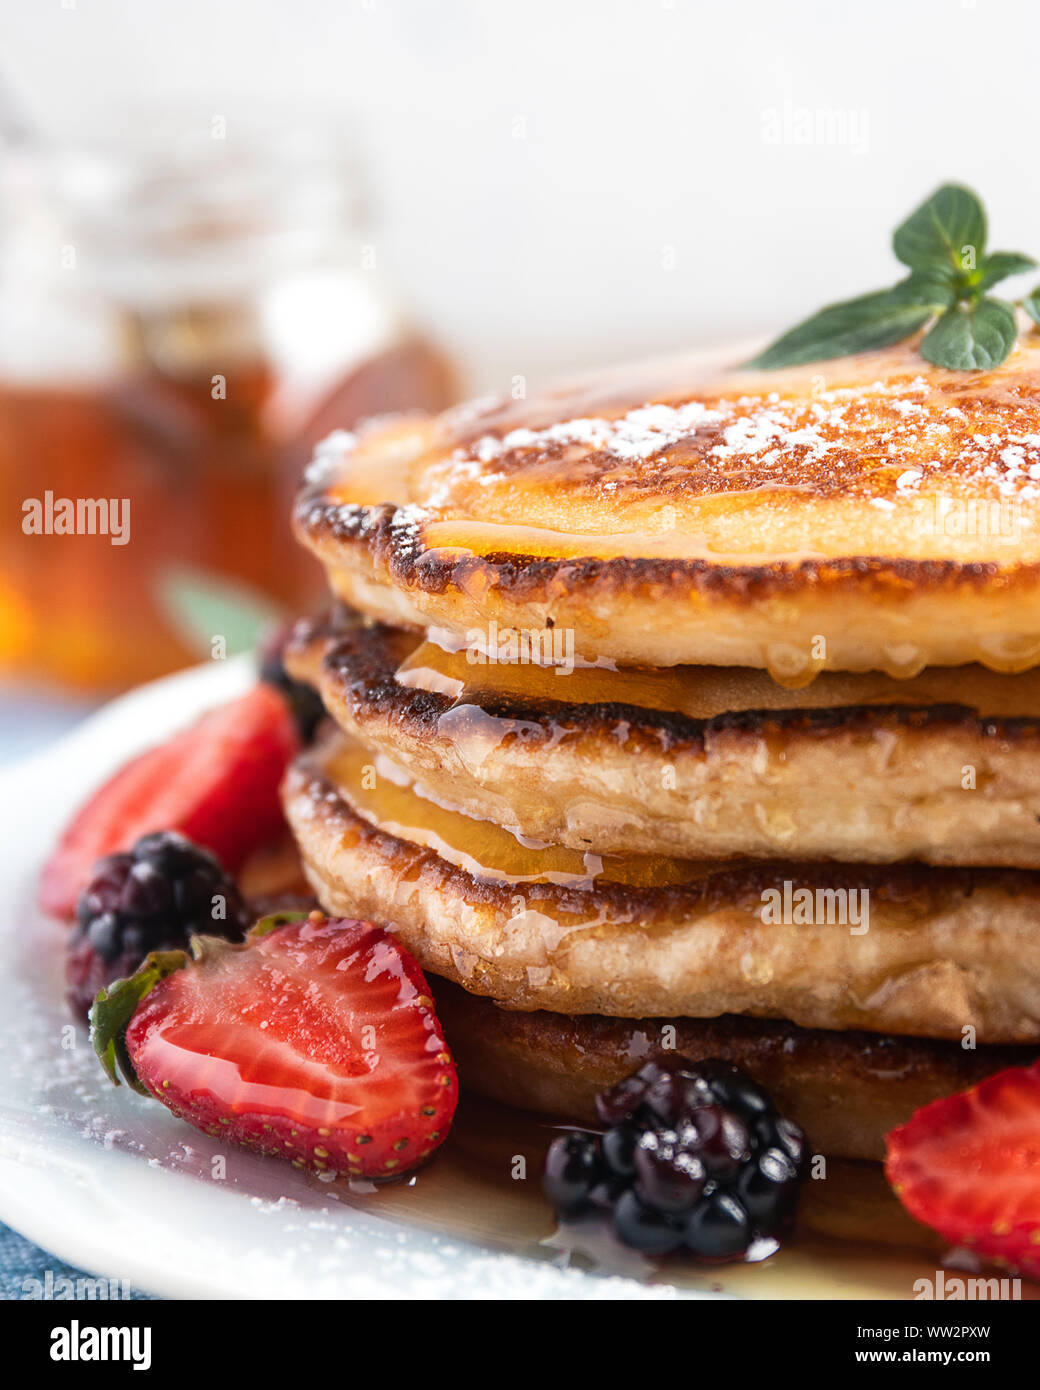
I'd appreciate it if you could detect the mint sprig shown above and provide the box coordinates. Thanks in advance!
[749,183,1039,371]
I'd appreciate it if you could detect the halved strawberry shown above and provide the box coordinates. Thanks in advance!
[91,912,458,1178]
[40,684,299,920]
[885,1062,1040,1280]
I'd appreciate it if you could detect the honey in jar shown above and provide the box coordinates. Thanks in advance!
[0,115,456,691]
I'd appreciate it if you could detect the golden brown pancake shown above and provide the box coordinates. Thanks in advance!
[294,340,1040,679]
[287,611,1040,867]
[432,978,1034,1162]
[281,728,1040,1043]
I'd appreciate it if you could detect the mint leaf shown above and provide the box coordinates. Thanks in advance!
[919,297,1017,370]
[974,251,1038,293]
[747,282,938,369]
[157,566,286,660]
[901,268,958,310]
[893,184,987,275]
[754,183,1031,373]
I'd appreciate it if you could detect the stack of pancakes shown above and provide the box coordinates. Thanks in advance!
[281,340,1040,1162]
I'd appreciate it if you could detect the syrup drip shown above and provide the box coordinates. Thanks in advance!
[394,633,1040,721]
[296,1094,1039,1298]
[419,516,827,567]
[322,735,706,891]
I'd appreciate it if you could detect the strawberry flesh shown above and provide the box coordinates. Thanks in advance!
[40,684,299,920]
[124,916,458,1177]
[885,1061,1040,1281]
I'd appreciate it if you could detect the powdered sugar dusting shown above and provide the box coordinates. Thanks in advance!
[707,397,839,464]
[474,400,725,465]
[304,429,357,485]
[435,373,1040,505]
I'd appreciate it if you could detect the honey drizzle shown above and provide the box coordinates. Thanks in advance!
[393,633,1040,721]
[306,1095,1040,1298]
[419,515,827,566]
[321,735,710,891]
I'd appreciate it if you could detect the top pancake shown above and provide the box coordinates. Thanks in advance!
[295,339,1040,677]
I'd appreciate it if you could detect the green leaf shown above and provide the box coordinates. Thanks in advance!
[90,950,190,1092]
[89,933,254,1091]
[973,251,1037,293]
[919,297,1018,371]
[747,281,938,369]
[247,909,310,942]
[749,185,1031,372]
[156,566,286,660]
[901,268,959,310]
[892,184,987,274]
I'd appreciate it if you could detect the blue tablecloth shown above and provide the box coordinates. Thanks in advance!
[0,1223,156,1301]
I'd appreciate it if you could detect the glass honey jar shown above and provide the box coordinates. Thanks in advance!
[0,114,456,692]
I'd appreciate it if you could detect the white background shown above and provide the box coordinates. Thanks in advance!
[3,0,1039,391]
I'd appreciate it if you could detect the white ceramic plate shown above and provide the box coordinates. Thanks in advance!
[0,658,694,1300]
[3,658,993,1302]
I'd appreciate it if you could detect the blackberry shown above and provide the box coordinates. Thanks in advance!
[543,1055,812,1262]
[737,1147,802,1226]
[67,831,251,1021]
[684,1190,751,1259]
[594,1060,660,1125]
[633,1126,707,1212]
[601,1122,637,1179]
[613,1188,685,1256]
[258,623,325,743]
[685,1105,751,1180]
[542,1131,602,1218]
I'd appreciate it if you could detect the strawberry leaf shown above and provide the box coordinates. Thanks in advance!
[91,950,190,1092]
[248,909,310,942]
